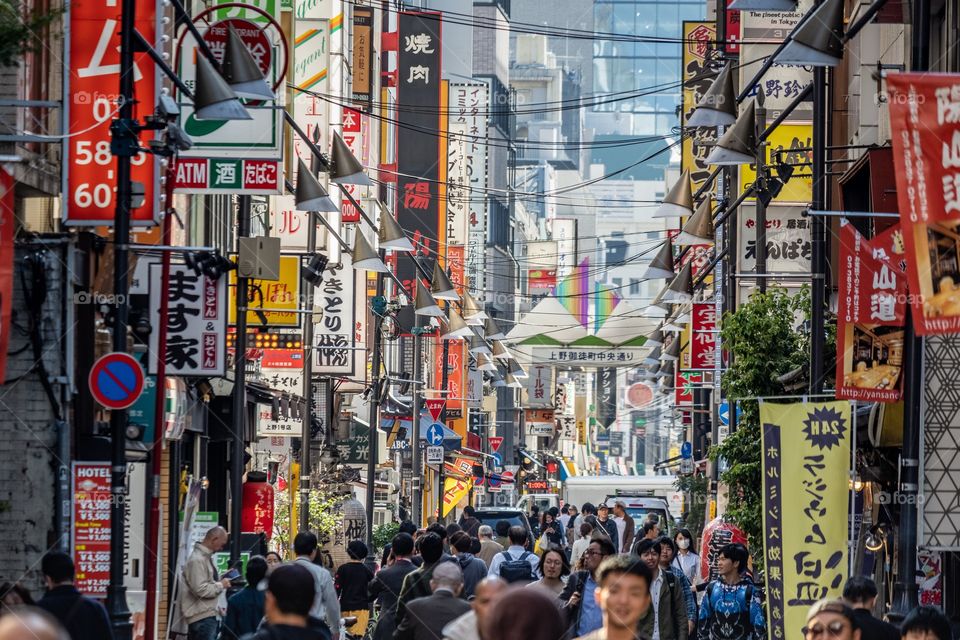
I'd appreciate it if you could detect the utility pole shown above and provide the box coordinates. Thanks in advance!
[411,327,424,525]
[299,208,317,532]
[231,195,252,565]
[364,259,385,556]
[106,0,137,633]
[754,90,768,294]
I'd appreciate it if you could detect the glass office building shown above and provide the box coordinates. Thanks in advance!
[593,0,705,136]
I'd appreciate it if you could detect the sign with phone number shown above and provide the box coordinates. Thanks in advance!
[65,0,159,226]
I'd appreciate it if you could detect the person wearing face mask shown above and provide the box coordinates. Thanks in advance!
[671,529,700,589]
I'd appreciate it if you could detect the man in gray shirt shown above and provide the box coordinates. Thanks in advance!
[293,532,341,640]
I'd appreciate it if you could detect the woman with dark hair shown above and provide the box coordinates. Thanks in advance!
[672,527,700,586]
[264,551,283,574]
[570,522,594,570]
[335,540,375,637]
[526,547,570,597]
[538,512,565,549]
[0,583,33,615]
[481,586,566,640]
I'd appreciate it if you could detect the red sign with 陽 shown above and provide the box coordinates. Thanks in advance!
[888,73,960,334]
[835,220,906,402]
[72,463,111,597]
[66,0,157,225]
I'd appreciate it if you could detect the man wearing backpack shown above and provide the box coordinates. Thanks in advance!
[636,538,689,640]
[696,543,764,640]
[486,526,540,583]
[559,537,617,638]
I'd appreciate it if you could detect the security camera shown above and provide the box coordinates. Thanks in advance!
[156,94,180,120]
[165,123,193,151]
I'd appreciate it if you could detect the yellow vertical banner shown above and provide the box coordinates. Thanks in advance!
[681,22,718,196]
[289,460,300,554]
[760,401,850,639]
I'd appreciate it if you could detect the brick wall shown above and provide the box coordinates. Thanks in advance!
[0,242,69,594]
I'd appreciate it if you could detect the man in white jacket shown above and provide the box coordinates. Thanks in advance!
[180,526,232,640]
[442,577,506,640]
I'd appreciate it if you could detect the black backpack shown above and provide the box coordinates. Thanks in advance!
[498,550,536,583]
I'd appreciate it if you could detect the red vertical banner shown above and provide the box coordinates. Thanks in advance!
[675,370,703,406]
[341,107,363,223]
[689,302,717,370]
[0,168,14,382]
[66,0,158,225]
[887,73,960,334]
[71,463,111,597]
[835,220,907,402]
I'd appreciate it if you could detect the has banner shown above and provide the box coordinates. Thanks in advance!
[835,220,907,402]
[888,73,960,334]
[761,401,850,639]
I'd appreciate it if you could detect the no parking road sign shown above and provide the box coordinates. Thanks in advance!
[89,353,145,410]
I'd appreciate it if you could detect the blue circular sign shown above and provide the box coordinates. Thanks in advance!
[88,352,145,410]
[426,422,445,446]
[488,473,502,488]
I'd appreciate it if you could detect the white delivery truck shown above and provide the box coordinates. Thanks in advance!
[515,475,682,525]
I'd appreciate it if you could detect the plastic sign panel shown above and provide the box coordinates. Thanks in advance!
[71,463,111,596]
[173,158,282,194]
[450,83,489,296]
[681,22,718,197]
[65,0,159,225]
[228,256,302,328]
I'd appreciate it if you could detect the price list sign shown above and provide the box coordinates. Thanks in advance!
[71,462,111,597]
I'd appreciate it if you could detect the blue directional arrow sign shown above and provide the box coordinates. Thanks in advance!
[426,422,445,446]
[718,402,742,426]
[491,452,503,470]
[681,441,692,459]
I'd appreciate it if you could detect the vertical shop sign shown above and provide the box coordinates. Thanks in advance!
[72,462,111,596]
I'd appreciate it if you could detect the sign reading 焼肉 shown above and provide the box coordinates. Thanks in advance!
[761,401,850,639]
[835,220,906,402]
[888,73,960,334]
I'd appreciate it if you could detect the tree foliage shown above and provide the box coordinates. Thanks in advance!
[0,0,63,68]
[712,288,808,564]
[272,488,345,557]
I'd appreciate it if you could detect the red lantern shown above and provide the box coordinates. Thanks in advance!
[241,473,275,538]
[699,516,749,583]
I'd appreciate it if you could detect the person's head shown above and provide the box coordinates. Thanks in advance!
[481,586,568,640]
[530,505,540,515]
[657,536,677,566]
[470,537,482,554]
[595,555,653,633]
[265,551,283,572]
[463,505,476,518]
[542,512,555,526]
[398,520,418,536]
[264,564,315,624]
[579,522,593,539]
[0,584,32,610]
[548,506,560,518]
[244,555,268,588]
[429,561,464,596]
[418,532,444,564]
[293,532,319,559]
[674,528,696,554]
[584,538,617,574]
[391,532,415,558]
[446,523,462,540]
[842,576,879,610]
[900,605,952,640]
[478,525,494,540]
[449,531,473,554]
[561,504,570,516]
[40,552,74,588]
[803,599,860,640]
[0,607,69,640]
[472,578,508,626]
[347,539,368,561]
[717,543,749,579]
[612,501,626,517]
[381,543,394,566]
[640,521,660,540]
[634,539,662,573]
[508,526,528,547]
[538,547,571,580]
[582,502,596,516]
[568,505,579,517]
[202,526,229,552]
[495,520,511,537]
[597,503,610,520]
[427,522,448,541]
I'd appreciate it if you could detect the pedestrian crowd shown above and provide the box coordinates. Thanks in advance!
[0,503,955,640]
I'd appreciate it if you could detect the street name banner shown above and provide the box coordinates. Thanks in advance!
[761,401,850,639]
[835,220,906,402]
[528,346,645,367]
[888,73,960,334]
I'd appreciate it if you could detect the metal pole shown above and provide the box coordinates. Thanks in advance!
[810,64,828,393]
[231,196,252,565]
[107,0,136,631]
[755,92,768,294]
[299,210,317,531]
[438,331,449,522]
[889,0,929,617]
[365,263,385,556]
[411,329,423,526]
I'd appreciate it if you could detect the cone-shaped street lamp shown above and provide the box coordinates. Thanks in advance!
[662,262,693,304]
[484,317,505,341]
[476,352,498,372]
[351,232,388,272]
[508,358,528,379]
[378,202,414,252]
[491,340,512,360]
[675,306,692,324]
[295,159,339,212]
[414,280,444,317]
[706,99,757,165]
[442,308,473,340]
[661,337,680,361]
[463,292,487,324]
[675,198,715,245]
[194,54,252,120]
[654,169,694,218]
[661,316,684,332]
[330,132,373,185]
[775,0,845,67]
[646,329,665,348]
[686,62,737,127]
[659,360,675,380]
[505,373,523,389]
[643,288,672,318]
[222,26,275,100]
[643,346,662,366]
[431,262,460,301]
[643,239,676,280]
[469,331,492,356]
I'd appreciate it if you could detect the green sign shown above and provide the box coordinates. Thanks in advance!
[128,374,157,443]
[214,552,250,579]
[339,423,370,465]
